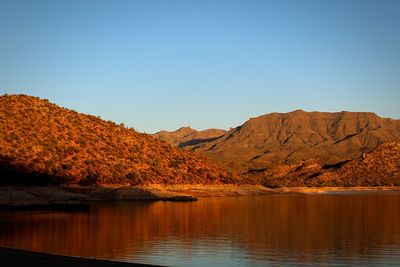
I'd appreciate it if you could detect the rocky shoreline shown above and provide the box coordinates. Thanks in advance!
[0,185,198,211]
[1,185,399,211]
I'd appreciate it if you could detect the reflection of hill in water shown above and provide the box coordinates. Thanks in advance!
[0,194,400,264]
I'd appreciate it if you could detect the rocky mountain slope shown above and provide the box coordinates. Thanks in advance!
[178,110,400,171]
[260,141,400,187]
[0,94,238,186]
[153,127,226,148]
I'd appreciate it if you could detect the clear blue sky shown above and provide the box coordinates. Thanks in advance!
[1,0,399,133]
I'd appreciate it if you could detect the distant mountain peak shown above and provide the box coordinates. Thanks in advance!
[153,127,227,148]
[176,126,194,132]
[290,109,305,113]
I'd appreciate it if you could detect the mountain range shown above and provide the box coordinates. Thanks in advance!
[155,110,400,172]
[1,94,400,187]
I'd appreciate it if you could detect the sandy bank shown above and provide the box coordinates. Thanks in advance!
[0,247,158,267]
[140,185,400,197]
[275,186,400,194]
[142,184,276,197]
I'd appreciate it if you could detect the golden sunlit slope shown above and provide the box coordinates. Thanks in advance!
[260,141,400,187]
[0,94,237,185]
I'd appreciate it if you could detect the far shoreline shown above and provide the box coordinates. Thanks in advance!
[1,184,400,211]
[272,186,400,194]
[145,184,400,197]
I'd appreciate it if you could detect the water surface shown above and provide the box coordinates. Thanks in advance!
[0,193,400,266]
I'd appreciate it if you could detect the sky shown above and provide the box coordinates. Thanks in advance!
[0,0,399,133]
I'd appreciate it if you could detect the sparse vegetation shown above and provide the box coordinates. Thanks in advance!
[0,94,239,186]
[260,142,400,187]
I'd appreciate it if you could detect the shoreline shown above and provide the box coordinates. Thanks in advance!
[274,186,400,194]
[144,184,400,197]
[0,185,399,210]
[0,247,158,267]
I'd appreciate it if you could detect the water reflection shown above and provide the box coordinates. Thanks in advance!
[0,193,400,266]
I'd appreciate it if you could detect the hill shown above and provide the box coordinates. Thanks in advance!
[260,141,400,187]
[153,127,226,148]
[182,110,400,171]
[2,95,399,189]
[0,94,238,186]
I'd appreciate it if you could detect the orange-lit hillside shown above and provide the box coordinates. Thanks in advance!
[0,94,238,185]
[260,141,400,187]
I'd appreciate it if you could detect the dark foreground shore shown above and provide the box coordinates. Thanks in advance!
[0,247,159,267]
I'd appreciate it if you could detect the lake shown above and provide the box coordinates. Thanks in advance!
[0,192,400,266]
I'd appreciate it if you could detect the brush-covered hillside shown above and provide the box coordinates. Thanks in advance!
[260,141,400,187]
[0,94,238,186]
